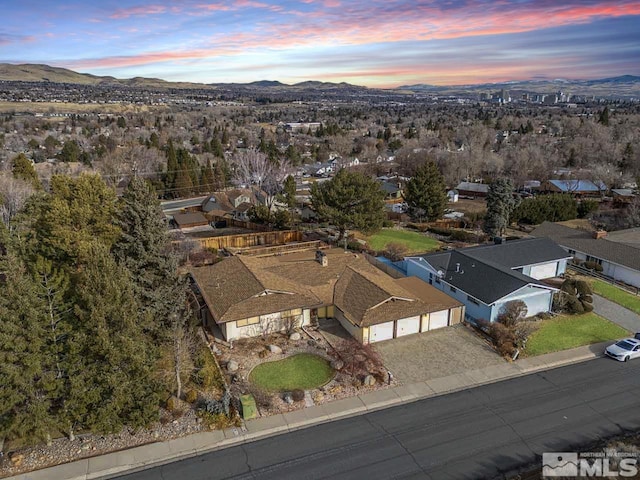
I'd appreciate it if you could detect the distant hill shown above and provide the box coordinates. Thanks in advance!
[0,63,638,97]
[0,63,364,91]
[397,75,640,97]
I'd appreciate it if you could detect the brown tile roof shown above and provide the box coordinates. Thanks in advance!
[191,249,461,327]
[334,268,462,327]
[173,212,208,228]
[190,256,320,324]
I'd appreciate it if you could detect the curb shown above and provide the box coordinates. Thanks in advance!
[5,348,606,480]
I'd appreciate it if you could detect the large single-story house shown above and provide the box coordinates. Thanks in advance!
[531,221,640,288]
[400,237,570,323]
[190,248,464,343]
[540,179,607,196]
[455,181,489,198]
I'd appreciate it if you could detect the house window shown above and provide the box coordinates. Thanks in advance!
[586,255,603,265]
[236,316,259,327]
[568,249,576,255]
[450,286,457,293]
[467,295,479,306]
[429,273,433,279]
[435,278,441,284]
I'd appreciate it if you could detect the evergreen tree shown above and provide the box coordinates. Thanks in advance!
[165,140,178,191]
[484,178,517,237]
[65,243,160,434]
[310,169,386,240]
[598,106,610,126]
[281,175,297,209]
[12,153,41,189]
[201,159,215,192]
[0,252,60,444]
[57,140,82,163]
[403,161,447,222]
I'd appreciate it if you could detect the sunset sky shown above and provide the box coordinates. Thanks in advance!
[1,0,639,87]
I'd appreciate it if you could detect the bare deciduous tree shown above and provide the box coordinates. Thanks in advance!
[231,149,291,210]
[0,174,35,230]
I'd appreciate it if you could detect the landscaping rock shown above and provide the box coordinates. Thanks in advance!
[283,392,294,405]
[227,359,239,373]
[289,332,301,341]
[268,345,283,354]
[330,359,344,370]
[9,453,24,467]
[363,374,376,387]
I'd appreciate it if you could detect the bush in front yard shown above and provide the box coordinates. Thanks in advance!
[583,261,604,272]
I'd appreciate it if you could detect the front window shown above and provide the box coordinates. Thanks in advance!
[616,340,635,351]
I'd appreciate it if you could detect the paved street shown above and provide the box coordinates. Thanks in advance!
[593,294,640,333]
[374,324,504,383]
[117,357,640,480]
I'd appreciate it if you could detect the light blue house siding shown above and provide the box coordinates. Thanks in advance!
[405,258,553,323]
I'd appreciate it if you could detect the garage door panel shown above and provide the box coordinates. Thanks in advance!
[370,322,394,343]
[529,262,557,280]
[396,316,420,337]
[429,310,449,329]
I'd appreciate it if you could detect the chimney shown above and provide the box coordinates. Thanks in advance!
[592,230,607,239]
[315,250,328,267]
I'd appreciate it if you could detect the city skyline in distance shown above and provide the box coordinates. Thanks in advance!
[1,0,639,88]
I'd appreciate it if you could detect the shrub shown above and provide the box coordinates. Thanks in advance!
[258,349,269,359]
[291,389,305,402]
[427,226,452,236]
[248,386,273,410]
[335,338,384,377]
[193,348,222,389]
[512,320,539,349]
[566,295,585,314]
[560,279,577,296]
[577,199,599,218]
[488,322,516,357]
[498,300,528,328]
[166,396,178,412]
[382,219,394,228]
[449,230,476,242]
[582,302,594,312]
[581,295,593,304]
[383,242,408,262]
[583,261,603,272]
[406,223,429,232]
[185,389,198,404]
[199,390,231,417]
[575,280,593,296]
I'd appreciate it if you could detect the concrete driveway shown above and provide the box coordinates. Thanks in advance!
[375,324,505,383]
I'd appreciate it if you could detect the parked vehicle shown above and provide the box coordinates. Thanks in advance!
[605,338,640,362]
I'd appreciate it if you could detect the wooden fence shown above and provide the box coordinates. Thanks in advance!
[195,230,304,251]
[363,253,406,279]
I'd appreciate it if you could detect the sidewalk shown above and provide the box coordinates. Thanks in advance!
[6,341,611,480]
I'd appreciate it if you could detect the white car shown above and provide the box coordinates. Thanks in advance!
[605,338,640,362]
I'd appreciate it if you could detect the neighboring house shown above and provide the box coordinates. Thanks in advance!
[612,189,636,206]
[233,202,253,221]
[531,221,640,288]
[380,181,403,199]
[191,248,464,343]
[228,189,252,208]
[540,179,607,196]
[455,181,489,198]
[401,237,570,323]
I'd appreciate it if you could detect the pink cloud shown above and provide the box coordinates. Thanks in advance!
[109,5,170,19]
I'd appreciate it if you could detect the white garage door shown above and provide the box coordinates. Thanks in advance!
[429,310,449,330]
[396,316,420,337]
[369,322,394,343]
[529,262,558,280]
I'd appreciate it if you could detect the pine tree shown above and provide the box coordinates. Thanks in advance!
[165,140,178,191]
[403,161,447,222]
[65,243,160,434]
[0,252,60,444]
[310,169,386,240]
[484,178,517,237]
[201,159,215,192]
[12,153,41,189]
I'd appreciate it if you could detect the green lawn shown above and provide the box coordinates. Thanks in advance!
[591,279,640,315]
[524,313,629,357]
[249,353,334,391]
[365,229,440,254]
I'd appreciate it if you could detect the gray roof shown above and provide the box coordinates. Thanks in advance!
[414,249,552,305]
[455,181,489,193]
[531,222,640,271]
[457,237,572,269]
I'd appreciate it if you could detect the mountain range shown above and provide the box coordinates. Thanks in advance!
[1,63,639,97]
